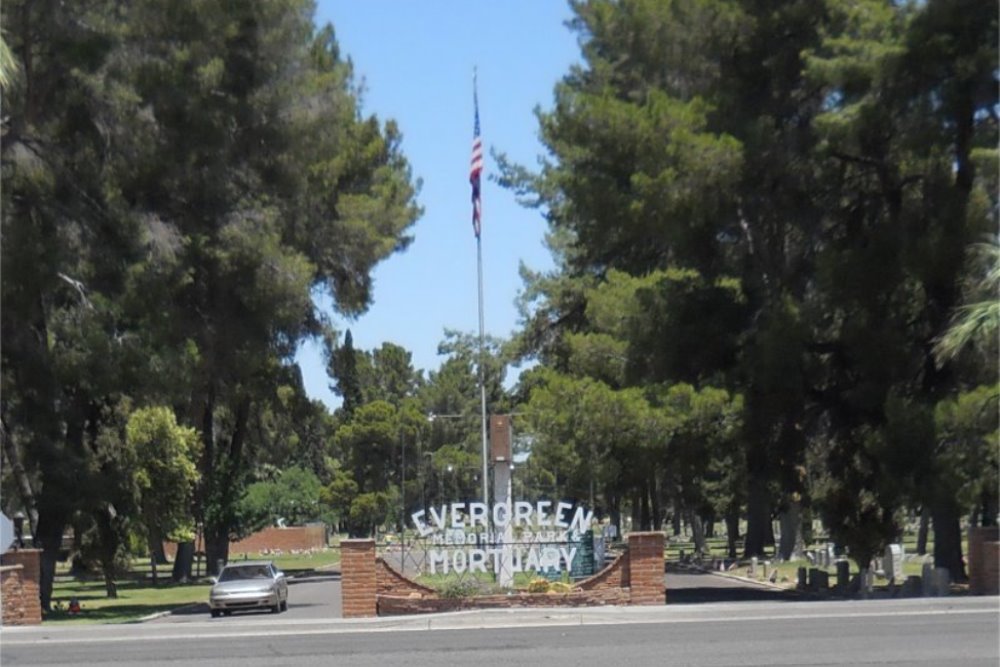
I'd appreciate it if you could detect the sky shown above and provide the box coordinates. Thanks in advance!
[296,2,581,410]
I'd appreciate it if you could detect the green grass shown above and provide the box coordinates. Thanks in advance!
[47,578,211,625]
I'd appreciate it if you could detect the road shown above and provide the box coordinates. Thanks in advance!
[3,597,996,666]
[152,574,343,623]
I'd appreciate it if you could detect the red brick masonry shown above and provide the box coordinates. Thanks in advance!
[341,531,666,617]
[1,549,43,625]
[968,527,999,595]
[165,525,327,559]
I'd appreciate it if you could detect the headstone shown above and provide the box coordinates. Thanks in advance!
[932,567,951,596]
[750,556,758,576]
[809,568,829,592]
[884,544,904,584]
[902,575,922,597]
[921,563,935,597]
[836,559,851,589]
[805,551,816,566]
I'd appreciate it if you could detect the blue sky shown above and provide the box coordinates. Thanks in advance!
[297,2,581,409]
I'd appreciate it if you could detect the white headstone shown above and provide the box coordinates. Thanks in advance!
[884,544,904,584]
[0,512,14,553]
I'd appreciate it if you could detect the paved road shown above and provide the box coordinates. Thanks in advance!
[3,598,996,666]
[665,565,803,604]
[151,575,342,624]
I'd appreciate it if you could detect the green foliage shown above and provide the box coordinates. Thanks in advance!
[238,466,323,533]
[127,407,200,543]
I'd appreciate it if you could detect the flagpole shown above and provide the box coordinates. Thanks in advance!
[473,69,489,513]
[477,226,489,511]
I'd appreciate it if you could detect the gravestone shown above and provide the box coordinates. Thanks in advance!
[884,544,904,584]
[902,575,922,597]
[809,568,829,592]
[836,559,850,589]
[932,567,951,596]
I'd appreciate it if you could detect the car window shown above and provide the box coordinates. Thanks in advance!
[219,565,272,582]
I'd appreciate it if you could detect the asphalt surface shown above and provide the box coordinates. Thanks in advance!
[151,573,342,623]
[3,597,997,666]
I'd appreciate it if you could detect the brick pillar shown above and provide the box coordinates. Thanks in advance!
[627,532,665,606]
[1,549,43,624]
[340,539,377,618]
[968,527,1000,595]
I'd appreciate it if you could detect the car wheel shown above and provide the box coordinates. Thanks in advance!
[211,610,221,618]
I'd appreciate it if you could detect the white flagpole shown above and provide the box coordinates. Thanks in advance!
[474,69,489,513]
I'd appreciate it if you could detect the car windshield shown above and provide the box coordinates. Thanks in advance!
[218,565,271,582]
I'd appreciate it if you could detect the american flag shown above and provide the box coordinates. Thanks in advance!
[470,81,483,238]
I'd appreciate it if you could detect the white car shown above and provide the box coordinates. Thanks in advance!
[209,560,288,617]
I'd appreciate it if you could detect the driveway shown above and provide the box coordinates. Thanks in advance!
[152,574,342,623]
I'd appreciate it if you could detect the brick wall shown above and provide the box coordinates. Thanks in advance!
[164,525,327,560]
[341,531,666,616]
[1,549,43,625]
[968,527,1000,595]
[341,539,377,618]
[575,552,626,591]
[626,532,666,605]
[378,588,630,615]
[375,557,436,597]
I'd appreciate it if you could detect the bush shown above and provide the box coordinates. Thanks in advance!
[437,580,484,599]
[527,577,550,593]
[548,581,573,594]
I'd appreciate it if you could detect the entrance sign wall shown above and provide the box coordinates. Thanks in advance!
[340,531,665,618]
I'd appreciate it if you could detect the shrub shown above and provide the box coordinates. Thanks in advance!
[527,577,550,593]
[548,581,573,594]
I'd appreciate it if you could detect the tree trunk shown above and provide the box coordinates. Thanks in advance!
[608,491,621,540]
[35,511,65,612]
[744,475,770,558]
[205,531,229,576]
[725,503,740,559]
[0,421,39,537]
[172,541,195,582]
[640,485,652,530]
[631,492,642,530]
[69,521,90,577]
[95,508,120,598]
[778,498,803,561]
[981,489,998,528]
[148,525,169,565]
[703,510,715,539]
[685,508,706,556]
[932,498,966,582]
[916,508,929,555]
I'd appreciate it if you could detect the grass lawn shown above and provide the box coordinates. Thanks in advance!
[47,578,211,625]
[45,549,341,624]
